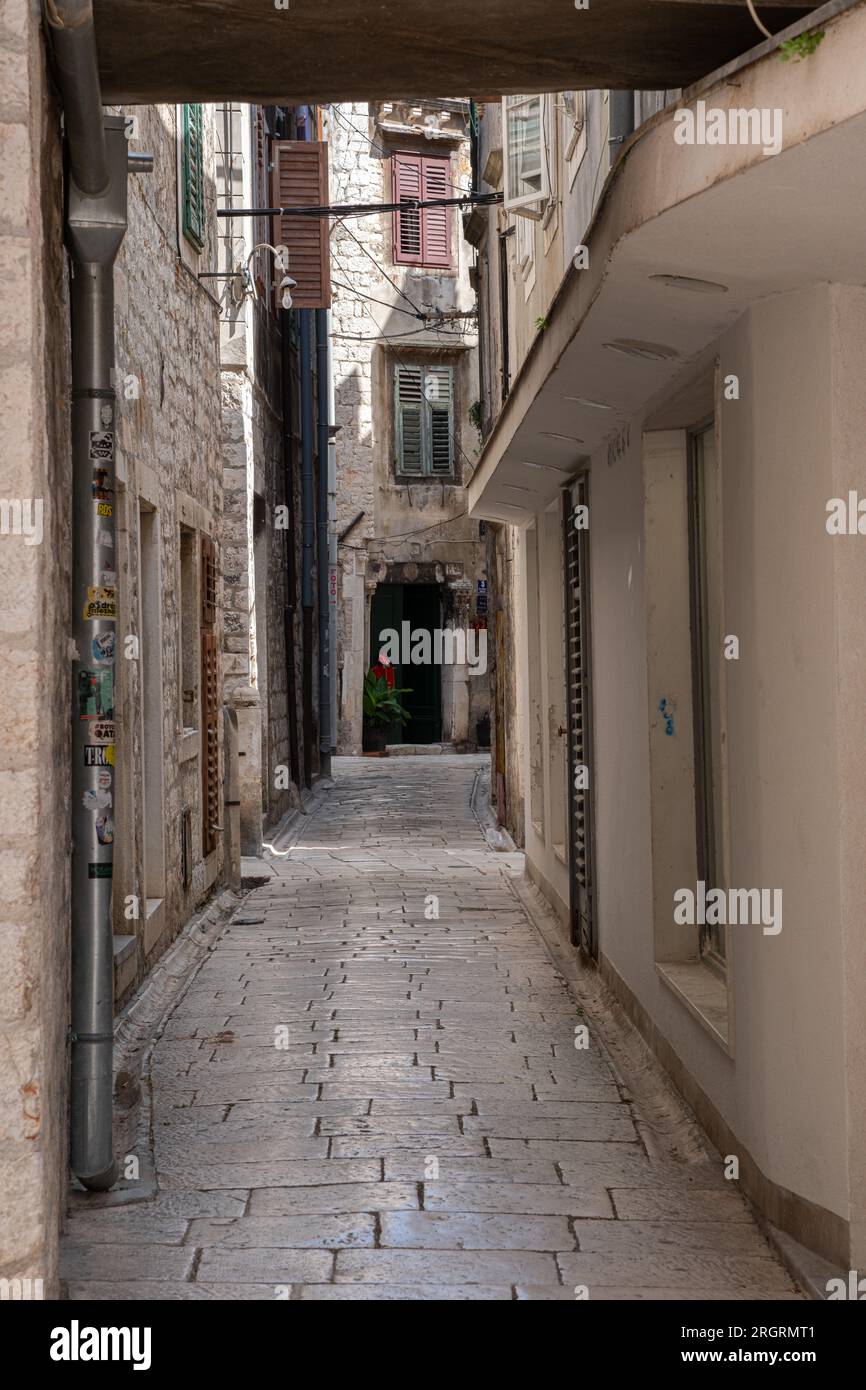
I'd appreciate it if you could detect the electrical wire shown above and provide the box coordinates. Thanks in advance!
[330,277,424,321]
[332,216,428,319]
[332,326,470,342]
[746,0,774,41]
[339,509,471,547]
[217,192,502,220]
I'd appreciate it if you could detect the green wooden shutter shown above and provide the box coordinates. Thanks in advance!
[425,365,454,474]
[396,365,424,475]
[395,364,454,477]
[182,103,206,251]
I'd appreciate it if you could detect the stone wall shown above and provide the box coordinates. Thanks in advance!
[216,106,301,848]
[0,0,71,1298]
[112,101,224,995]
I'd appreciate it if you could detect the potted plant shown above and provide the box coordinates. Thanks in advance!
[362,665,412,755]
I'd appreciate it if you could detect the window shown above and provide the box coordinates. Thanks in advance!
[688,424,726,966]
[272,139,332,308]
[503,95,549,211]
[562,91,588,189]
[179,528,198,732]
[498,230,511,402]
[182,103,206,251]
[395,363,454,477]
[393,152,452,267]
[515,213,536,297]
[200,534,219,856]
[525,523,544,834]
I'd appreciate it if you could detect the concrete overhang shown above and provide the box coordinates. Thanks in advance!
[91,0,818,104]
[467,0,866,525]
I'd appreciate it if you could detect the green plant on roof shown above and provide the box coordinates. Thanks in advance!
[780,30,825,62]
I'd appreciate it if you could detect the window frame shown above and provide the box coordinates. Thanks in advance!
[178,525,200,736]
[502,94,550,213]
[392,150,453,269]
[182,103,206,252]
[562,90,588,189]
[687,419,727,971]
[394,361,456,480]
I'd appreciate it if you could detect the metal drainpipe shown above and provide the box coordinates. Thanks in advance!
[44,1,108,196]
[299,315,315,613]
[326,310,338,754]
[315,308,331,778]
[297,106,316,785]
[45,1,151,1190]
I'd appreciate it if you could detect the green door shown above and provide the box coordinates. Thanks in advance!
[370,583,442,745]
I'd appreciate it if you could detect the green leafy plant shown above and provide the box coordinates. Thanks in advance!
[780,30,824,62]
[362,671,412,727]
[535,315,548,333]
[469,399,483,437]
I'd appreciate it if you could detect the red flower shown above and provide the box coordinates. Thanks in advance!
[372,661,395,688]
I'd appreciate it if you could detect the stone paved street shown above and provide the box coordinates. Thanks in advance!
[62,757,801,1300]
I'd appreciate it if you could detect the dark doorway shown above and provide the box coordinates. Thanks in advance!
[370,583,442,744]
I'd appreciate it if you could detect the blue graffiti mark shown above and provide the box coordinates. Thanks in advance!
[658,697,675,736]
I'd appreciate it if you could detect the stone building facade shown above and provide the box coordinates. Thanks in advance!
[329,101,490,754]
[0,8,233,1291]
[467,13,866,1270]
[216,103,330,850]
[0,0,71,1302]
[111,101,224,1003]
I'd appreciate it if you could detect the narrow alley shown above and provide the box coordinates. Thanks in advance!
[62,758,799,1301]
[7,0,866,1341]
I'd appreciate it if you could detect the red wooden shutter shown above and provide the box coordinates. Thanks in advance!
[200,534,219,856]
[421,157,451,267]
[272,140,332,309]
[393,152,423,265]
[393,153,452,268]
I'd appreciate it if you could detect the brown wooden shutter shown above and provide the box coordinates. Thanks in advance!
[421,157,451,267]
[272,140,331,309]
[393,152,423,265]
[393,152,452,268]
[200,534,219,856]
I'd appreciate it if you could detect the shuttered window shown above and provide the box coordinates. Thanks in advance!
[200,534,219,855]
[272,140,332,309]
[393,153,452,268]
[395,364,454,477]
[182,103,206,251]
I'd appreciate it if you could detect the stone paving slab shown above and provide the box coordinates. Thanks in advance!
[334,1248,559,1284]
[296,1283,512,1300]
[248,1183,420,1216]
[196,1249,334,1283]
[62,757,801,1302]
[62,1244,196,1282]
[423,1181,614,1218]
[64,1282,276,1300]
[556,1250,797,1293]
[186,1214,376,1248]
[379,1211,574,1250]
